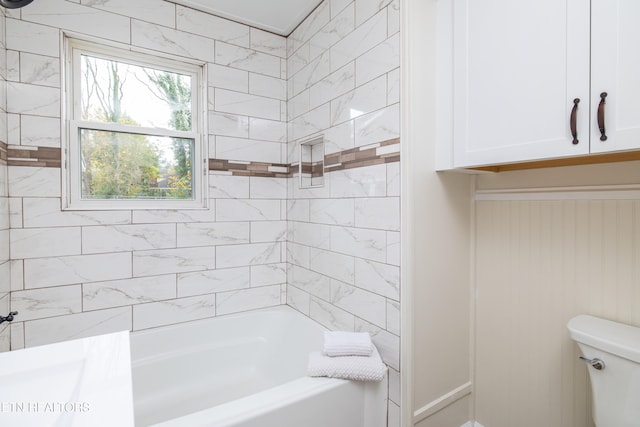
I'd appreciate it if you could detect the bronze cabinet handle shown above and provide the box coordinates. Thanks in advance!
[598,92,608,141]
[570,98,580,144]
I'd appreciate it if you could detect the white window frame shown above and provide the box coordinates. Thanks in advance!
[62,36,207,210]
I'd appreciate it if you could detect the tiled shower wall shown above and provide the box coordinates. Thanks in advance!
[0,8,10,351]
[284,0,401,422]
[5,0,289,348]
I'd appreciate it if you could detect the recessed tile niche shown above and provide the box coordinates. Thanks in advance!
[298,135,324,188]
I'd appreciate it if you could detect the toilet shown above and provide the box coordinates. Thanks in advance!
[567,315,640,427]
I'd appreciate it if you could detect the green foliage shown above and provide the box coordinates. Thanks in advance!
[80,56,194,200]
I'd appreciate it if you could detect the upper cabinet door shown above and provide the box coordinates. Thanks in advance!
[451,0,591,167]
[590,0,640,154]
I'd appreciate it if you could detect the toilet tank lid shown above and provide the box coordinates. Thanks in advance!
[567,315,640,363]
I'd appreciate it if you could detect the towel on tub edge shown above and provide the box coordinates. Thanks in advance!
[307,346,387,382]
[323,330,373,357]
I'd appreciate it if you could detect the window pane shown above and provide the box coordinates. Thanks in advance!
[80,129,194,200]
[80,55,192,131]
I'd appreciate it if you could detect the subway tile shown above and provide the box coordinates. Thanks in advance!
[286,284,311,315]
[19,52,60,87]
[287,199,310,222]
[330,74,387,126]
[24,306,132,348]
[250,177,287,199]
[310,247,354,284]
[331,0,353,19]
[289,264,330,300]
[24,252,132,289]
[287,89,310,121]
[132,20,215,62]
[133,294,216,330]
[309,62,355,111]
[387,68,400,104]
[290,51,330,98]
[208,64,248,92]
[10,260,24,291]
[21,115,60,147]
[309,296,355,331]
[249,117,287,143]
[354,258,400,300]
[355,32,399,85]
[287,43,310,82]
[82,224,177,253]
[216,284,281,316]
[386,162,400,197]
[354,197,400,231]
[354,0,393,27]
[6,50,21,82]
[250,263,286,287]
[330,279,386,328]
[388,0,401,35]
[177,222,249,247]
[82,0,176,27]
[309,3,355,59]
[286,242,310,269]
[250,221,287,243]
[386,231,400,266]
[331,8,387,72]
[250,28,287,58]
[216,199,280,221]
[329,163,387,198]
[23,0,131,44]
[133,247,215,277]
[132,208,215,224]
[177,267,250,297]
[330,225,387,263]
[11,285,82,321]
[288,1,330,54]
[6,19,60,57]
[83,275,177,311]
[310,198,355,226]
[208,112,249,138]
[215,136,282,163]
[208,174,250,199]
[249,73,286,100]
[216,242,280,268]
[7,82,59,117]
[11,227,81,259]
[387,299,400,336]
[23,198,131,228]
[177,5,249,47]
[10,323,24,351]
[0,231,7,265]
[215,88,281,121]
[289,103,330,141]
[354,103,400,147]
[289,221,331,250]
[324,120,355,155]
[355,317,399,371]
[215,41,281,78]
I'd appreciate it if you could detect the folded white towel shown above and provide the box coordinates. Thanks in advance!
[308,346,387,382]
[323,331,373,357]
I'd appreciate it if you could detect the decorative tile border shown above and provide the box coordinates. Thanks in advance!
[5,138,400,176]
[210,138,400,178]
[7,146,61,168]
[0,142,7,165]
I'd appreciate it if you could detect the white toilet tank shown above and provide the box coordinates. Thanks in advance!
[567,315,640,427]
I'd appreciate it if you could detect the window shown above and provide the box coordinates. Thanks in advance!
[63,37,206,209]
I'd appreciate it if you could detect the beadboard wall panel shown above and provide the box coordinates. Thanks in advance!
[474,196,640,427]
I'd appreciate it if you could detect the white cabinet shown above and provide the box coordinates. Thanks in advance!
[437,0,640,170]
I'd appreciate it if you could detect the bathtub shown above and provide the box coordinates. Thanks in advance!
[130,305,388,427]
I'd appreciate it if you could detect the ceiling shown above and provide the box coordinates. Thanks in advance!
[170,0,323,36]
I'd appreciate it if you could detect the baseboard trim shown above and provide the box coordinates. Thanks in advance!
[413,381,472,424]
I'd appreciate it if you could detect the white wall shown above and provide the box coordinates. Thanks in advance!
[284,1,401,424]
[402,1,473,426]
[0,7,11,351]
[473,162,640,427]
[5,0,288,349]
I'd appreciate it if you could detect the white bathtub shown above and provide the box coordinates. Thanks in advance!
[130,305,388,427]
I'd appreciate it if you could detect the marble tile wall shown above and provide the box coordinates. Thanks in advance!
[285,1,401,425]
[0,8,10,352]
[4,0,289,349]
